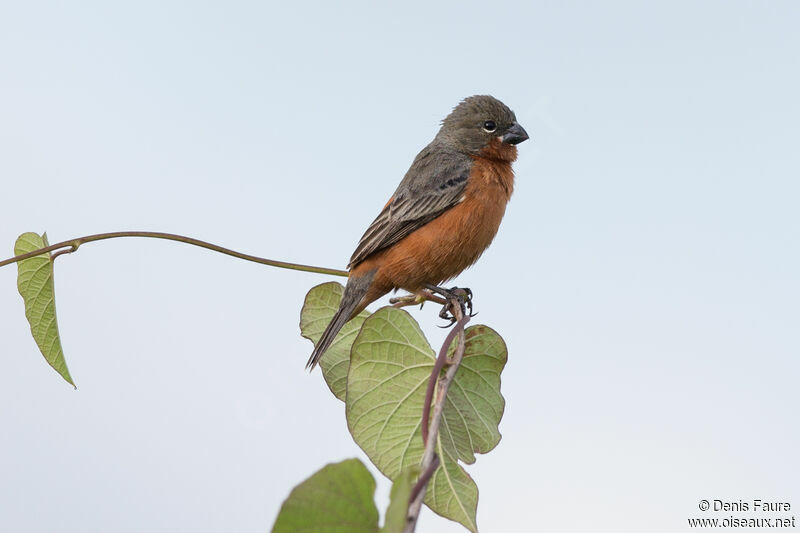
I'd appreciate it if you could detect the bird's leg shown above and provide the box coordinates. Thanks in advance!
[390,289,448,309]
[424,284,475,327]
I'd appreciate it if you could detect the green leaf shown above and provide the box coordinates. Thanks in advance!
[271,458,380,533]
[346,307,507,532]
[300,282,370,401]
[381,466,418,533]
[15,232,74,387]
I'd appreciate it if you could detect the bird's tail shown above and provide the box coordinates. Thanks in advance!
[306,271,375,371]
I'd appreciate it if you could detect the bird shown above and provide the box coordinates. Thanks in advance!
[307,95,528,370]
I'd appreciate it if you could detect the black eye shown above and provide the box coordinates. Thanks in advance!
[482,120,497,132]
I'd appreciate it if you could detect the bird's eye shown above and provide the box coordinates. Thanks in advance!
[482,120,497,133]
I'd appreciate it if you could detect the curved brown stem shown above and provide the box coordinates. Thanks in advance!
[420,314,471,445]
[404,299,470,532]
[408,455,440,504]
[0,231,348,277]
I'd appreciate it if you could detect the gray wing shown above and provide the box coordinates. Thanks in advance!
[347,147,472,269]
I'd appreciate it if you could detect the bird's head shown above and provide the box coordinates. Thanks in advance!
[436,95,529,161]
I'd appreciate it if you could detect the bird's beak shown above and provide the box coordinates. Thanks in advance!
[501,123,529,145]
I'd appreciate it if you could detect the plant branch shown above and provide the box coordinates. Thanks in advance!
[0,231,348,277]
[419,314,470,445]
[404,303,470,533]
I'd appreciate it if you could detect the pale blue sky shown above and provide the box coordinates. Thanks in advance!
[1,1,798,532]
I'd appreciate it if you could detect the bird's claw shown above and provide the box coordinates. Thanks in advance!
[434,286,474,327]
[437,309,458,328]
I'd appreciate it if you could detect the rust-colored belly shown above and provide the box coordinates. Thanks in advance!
[359,157,515,294]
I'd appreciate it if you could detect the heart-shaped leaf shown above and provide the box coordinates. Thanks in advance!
[345,307,507,532]
[300,282,371,400]
[272,458,379,533]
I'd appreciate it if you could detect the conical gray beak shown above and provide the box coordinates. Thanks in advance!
[501,123,529,145]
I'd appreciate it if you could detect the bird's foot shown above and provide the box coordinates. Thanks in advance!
[424,284,476,327]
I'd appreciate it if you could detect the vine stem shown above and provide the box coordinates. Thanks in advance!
[404,302,470,533]
[4,230,472,532]
[0,231,348,277]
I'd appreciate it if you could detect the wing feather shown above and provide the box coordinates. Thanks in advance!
[347,152,471,269]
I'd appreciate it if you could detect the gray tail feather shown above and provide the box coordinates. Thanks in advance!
[306,273,374,371]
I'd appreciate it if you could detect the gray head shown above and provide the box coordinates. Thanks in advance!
[435,95,529,155]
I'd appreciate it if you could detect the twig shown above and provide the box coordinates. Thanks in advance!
[390,289,448,309]
[408,455,439,504]
[0,231,348,277]
[404,301,470,533]
[420,314,471,445]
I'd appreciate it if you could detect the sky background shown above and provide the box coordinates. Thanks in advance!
[1,1,798,532]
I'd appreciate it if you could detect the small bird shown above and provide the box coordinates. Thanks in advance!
[307,95,528,370]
